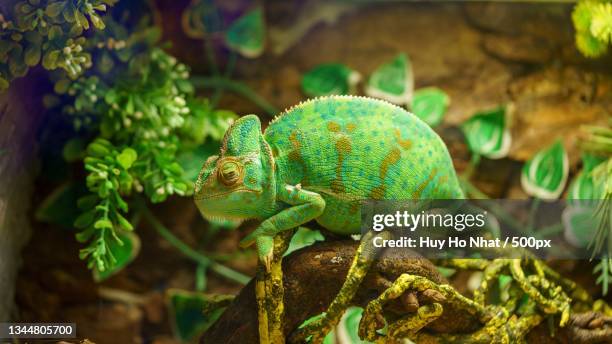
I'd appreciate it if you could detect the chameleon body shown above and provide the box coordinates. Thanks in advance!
[194,95,463,266]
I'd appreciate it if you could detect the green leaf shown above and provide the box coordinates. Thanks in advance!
[284,227,325,257]
[336,307,371,344]
[365,53,413,105]
[93,231,140,282]
[594,258,612,295]
[45,1,66,18]
[224,8,265,58]
[521,140,569,200]
[115,212,133,231]
[87,141,110,157]
[35,182,86,228]
[298,313,337,344]
[411,87,450,127]
[167,290,233,341]
[562,206,599,248]
[301,63,361,97]
[43,50,60,70]
[117,148,137,169]
[567,157,605,202]
[24,43,41,66]
[461,106,511,159]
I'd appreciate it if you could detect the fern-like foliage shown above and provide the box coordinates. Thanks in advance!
[580,123,612,294]
[38,11,235,272]
[573,0,612,58]
[594,257,612,295]
[0,0,116,89]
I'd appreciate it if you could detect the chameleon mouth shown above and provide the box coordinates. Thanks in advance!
[196,205,249,223]
[193,187,261,201]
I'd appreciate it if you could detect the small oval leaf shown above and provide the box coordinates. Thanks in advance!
[117,148,137,169]
[461,106,511,159]
[411,87,450,127]
[521,140,569,200]
[301,63,360,97]
[365,53,413,105]
[224,8,265,58]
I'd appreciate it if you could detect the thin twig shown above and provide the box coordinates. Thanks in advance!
[137,202,251,285]
[191,76,279,116]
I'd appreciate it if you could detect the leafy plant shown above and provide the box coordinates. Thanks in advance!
[0,1,243,280]
[572,0,612,57]
[0,0,116,90]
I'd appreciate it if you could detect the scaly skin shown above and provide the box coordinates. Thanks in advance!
[194,95,463,343]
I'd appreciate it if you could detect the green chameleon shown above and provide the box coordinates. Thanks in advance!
[195,95,462,262]
[194,95,465,342]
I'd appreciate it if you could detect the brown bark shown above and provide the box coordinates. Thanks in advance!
[202,240,612,343]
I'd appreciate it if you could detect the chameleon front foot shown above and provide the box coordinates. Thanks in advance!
[254,230,295,344]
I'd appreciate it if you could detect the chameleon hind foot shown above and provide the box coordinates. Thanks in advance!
[289,231,386,344]
[359,273,488,341]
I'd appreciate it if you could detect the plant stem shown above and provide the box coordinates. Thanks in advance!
[459,177,525,234]
[191,75,279,116]
[211,51,237,109]
[138,204,250,285]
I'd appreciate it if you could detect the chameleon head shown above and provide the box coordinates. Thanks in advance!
[194,115,276,221]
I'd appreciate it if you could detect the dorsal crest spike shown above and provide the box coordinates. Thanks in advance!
[268,95,408,126]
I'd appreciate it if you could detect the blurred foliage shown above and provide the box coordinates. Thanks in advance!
[301,63,360,98]
[520,141,569,200]
[167,289,234,342]
[461,106,511,160]
[572,0,612,58]
[0,0,116,90]
[578,124,612,294]
[300,54,449,128]
[224,7,265,58]
[58,30,235,272]
[0,1,237,273]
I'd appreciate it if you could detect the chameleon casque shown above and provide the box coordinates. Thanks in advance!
[194,95,464,342]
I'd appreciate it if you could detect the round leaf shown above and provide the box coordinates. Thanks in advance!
[461,106,511,159]
[224,8,265,58]
[284,227,325,257]
[411,87,450,127]
[117,148,137,169]
[301,63,361,97]
[167,290,232,341]
[521,140,569,200]
[365,53,413,105]
[336,307,368,344]
[563,206,599,248]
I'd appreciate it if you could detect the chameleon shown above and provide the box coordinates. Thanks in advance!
[194,95,464,342]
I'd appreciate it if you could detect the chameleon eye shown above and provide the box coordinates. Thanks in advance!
[218,160,243,186]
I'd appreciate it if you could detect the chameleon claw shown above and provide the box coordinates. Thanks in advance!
[262,249,273,272]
